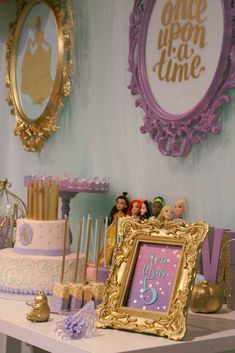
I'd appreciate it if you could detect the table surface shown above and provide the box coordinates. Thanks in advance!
[0,298,234,353]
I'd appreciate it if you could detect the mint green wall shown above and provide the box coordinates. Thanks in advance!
[0,1,235,246]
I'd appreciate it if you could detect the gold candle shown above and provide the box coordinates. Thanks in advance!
[27,183,34,219]
[48,182,59,220]
[43,181,49,221]
[74,218,83,282]
[38,181,44,220]
[83,218,92,284]
[54,183,59,220]
[32,181,39,220]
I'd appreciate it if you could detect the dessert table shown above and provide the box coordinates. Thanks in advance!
[0,298,234,353]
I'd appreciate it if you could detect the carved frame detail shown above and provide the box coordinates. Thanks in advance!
[97,218,208,340]
[128,0,235,157]
[6,0,74,152]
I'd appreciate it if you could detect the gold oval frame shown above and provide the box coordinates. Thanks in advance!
[6,0,73,152]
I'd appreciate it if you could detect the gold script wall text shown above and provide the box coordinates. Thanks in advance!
[153,0,207,82]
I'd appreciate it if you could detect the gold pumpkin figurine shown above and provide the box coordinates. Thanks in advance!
[190,281,224,313]
[27,292,50,322]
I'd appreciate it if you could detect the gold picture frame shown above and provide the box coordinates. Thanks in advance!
[97,218,209,340]
[6,0,74,152]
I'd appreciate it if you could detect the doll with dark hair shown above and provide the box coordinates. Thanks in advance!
[108,192,129,225]
[99,192,129,266]
[140,200,151,221]
[150,196,164,219]
[127,199,142,218]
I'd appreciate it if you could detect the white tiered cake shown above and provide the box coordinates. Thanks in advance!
[0,219,85,294]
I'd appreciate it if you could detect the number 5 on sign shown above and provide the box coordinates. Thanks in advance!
[143,278,158,305]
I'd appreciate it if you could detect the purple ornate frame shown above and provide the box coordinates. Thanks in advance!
[128,0,235,157]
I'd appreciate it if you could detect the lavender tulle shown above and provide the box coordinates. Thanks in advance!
[55,301,97,340]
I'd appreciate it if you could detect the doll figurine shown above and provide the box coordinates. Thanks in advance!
[99,192,129,266]
[150,196,164,219]
[127,199,142,218]
[108,192,129,225]
[157,204,174,224]
[173,197,187,225]
[140,200,151,221]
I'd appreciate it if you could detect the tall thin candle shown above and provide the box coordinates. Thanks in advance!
[74,218,83,282]
[27,185,30,218]
[94,218,98,263]
[48,183,59,220]
[82,214,90,254]
[83,218,92,284]
[33,181,39,220]
[103,216,108,268]
[81,216,85,253]
[54,184,59,220]
[38,181,44,220]
[83,214,90,253]
[60,216,68,284]
[43,181,49,221]
[27,183,33,219]
[95,217,103,281]
[8,217,14,248]
[111,218,119,267]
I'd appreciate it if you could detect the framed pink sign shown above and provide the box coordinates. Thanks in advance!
[125,242,183,312]
[97,218,208,340]
[128,0,235,156]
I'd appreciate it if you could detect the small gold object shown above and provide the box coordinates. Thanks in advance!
[190,280,224,313]
[27,292,50,322]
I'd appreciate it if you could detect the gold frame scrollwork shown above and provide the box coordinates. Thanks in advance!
[97,218,209,340]
[6,0,74,152]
